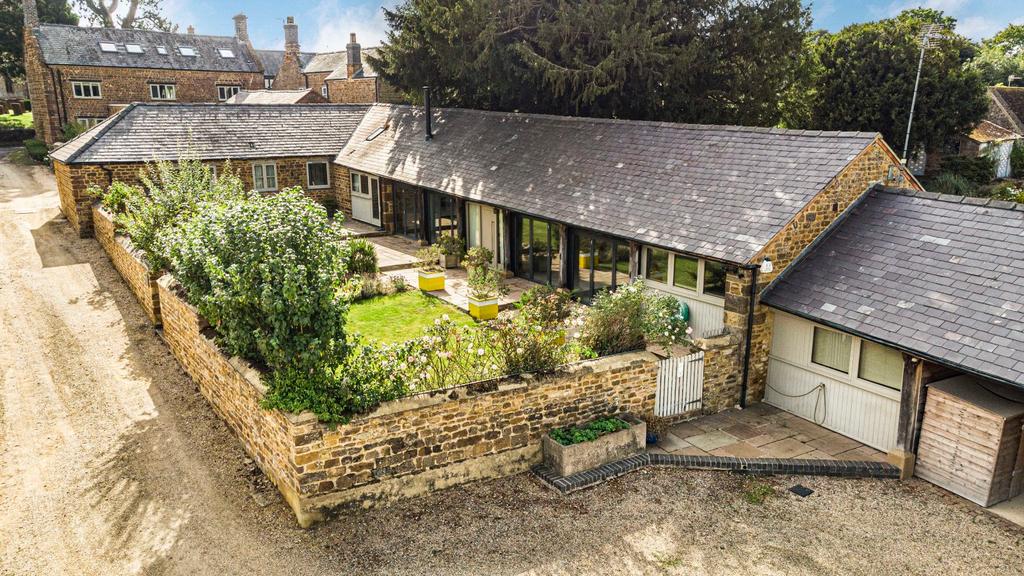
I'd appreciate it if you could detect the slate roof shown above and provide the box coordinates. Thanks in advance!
[224,89,320,104]
[50,103,370,164]
[256,49,316,77]
[324,47,380,80]
[762,187,1024,388]
[967,120,1020,143]
[33,24,259,72]
[988,87,1024,135]
[303,51,348,74]
[336,105,882,263]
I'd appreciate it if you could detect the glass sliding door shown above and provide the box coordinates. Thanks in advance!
[394,184,423,241]
[427,191,460,243]
[573,230,630,299]
[515,215,561,285]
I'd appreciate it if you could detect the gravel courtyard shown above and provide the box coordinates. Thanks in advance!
[1,148,1022,576]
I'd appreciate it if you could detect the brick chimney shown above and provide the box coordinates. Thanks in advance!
[187,25,195,35]
[233,13,249,42]
[346,33,362,78]
[273,16,305,90]
[23,0,39,28]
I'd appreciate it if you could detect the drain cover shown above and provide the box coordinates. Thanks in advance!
[789,484,814,498]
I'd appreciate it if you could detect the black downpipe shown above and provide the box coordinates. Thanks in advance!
[423,86,432,141]
[739,264,759,409]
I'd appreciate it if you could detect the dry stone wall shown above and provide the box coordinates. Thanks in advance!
[156,275,660,526]
[93,205,162,325]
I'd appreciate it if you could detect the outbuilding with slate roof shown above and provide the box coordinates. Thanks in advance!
[761,186,1024,500]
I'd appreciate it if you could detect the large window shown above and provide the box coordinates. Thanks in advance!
[76,117,104,130]
[149,84,176,100]
[252,162,277,191]
[858,340,904,390]
[574,230,630,299]
[643,247,727,299]
[307,161,330,189]
[516,215,561,285]
[71,81,101,99]
[811,327,852,373]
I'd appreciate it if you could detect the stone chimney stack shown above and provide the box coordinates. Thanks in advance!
[233,13,249,42]
[23,0,39,28]
[273,16,305,90]
[284,16,299,52]
[187,25,195,35]
[346,33,362,78]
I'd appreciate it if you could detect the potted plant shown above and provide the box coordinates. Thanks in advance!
[416,245,446,291]
[466,265,508,320]
[434,234,465,269]
[543,414,646,477]
[461,245,494,273]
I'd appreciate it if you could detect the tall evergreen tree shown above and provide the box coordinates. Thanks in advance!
[0,0,78,90]
[803,9,987,155]
[368,0,809,126]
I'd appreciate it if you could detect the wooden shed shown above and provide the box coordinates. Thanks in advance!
[915,376,1024,506]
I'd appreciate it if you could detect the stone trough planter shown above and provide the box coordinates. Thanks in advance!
[542,414,647,477]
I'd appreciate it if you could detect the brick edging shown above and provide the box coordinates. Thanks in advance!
[532,452,901,494]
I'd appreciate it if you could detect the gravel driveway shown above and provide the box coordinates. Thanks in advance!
[1,148,1022,576]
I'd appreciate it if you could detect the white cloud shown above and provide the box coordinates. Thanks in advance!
[307,1,397,52]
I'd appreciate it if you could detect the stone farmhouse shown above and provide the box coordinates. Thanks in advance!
[20,0,400,145]
[46,86,1024,513]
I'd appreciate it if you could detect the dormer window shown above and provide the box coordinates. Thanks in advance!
[218,48,235,58]
[156,46,168,55]
[99,42,117,53]
[178,46,197,57]
[125,44,143,54]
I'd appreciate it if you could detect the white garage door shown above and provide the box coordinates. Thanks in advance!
[765,312,901,452]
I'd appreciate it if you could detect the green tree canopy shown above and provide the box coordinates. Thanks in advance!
[966,23,1024,86]
[802,9,987,155]
[0,0,78,82]
[368,0,810,126]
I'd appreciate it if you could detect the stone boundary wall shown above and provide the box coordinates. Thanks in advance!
[155,275,660,526]
[92,205,162,325]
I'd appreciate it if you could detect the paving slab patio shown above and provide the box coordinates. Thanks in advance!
[384,266,537,314]
[651,403,888,463]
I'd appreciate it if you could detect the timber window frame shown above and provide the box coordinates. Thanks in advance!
[306,161,330,189]
[149,83,177,101]
[217,85,241,101]
[252,162,278,192]
[71,81,102,99]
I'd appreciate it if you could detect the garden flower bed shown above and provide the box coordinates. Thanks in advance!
[542,415,647,477]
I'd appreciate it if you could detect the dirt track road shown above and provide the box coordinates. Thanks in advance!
[1,148,1022,576]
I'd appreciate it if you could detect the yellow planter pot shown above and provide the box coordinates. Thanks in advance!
[468,297,499,320]
[418,270,445,292]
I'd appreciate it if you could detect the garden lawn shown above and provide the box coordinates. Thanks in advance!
[0,112,32,128]
[348,291,475,344]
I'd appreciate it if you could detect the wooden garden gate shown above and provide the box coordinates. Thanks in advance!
[654,350,704,417]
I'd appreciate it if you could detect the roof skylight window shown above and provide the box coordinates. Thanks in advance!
[156,45,168,55]
[99,42,117,53]
[366,126,386,141]
[125,44,143,54]
[179,46,197,57]
[218,48,235,58]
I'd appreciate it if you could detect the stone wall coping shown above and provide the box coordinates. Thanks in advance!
[352,351,660,423]
[156,273,660,429]
[695,332,739,350]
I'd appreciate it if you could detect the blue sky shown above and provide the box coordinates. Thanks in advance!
[108,1,1024,53]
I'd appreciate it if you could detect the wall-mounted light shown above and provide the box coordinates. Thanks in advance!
[760,257,773,274]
